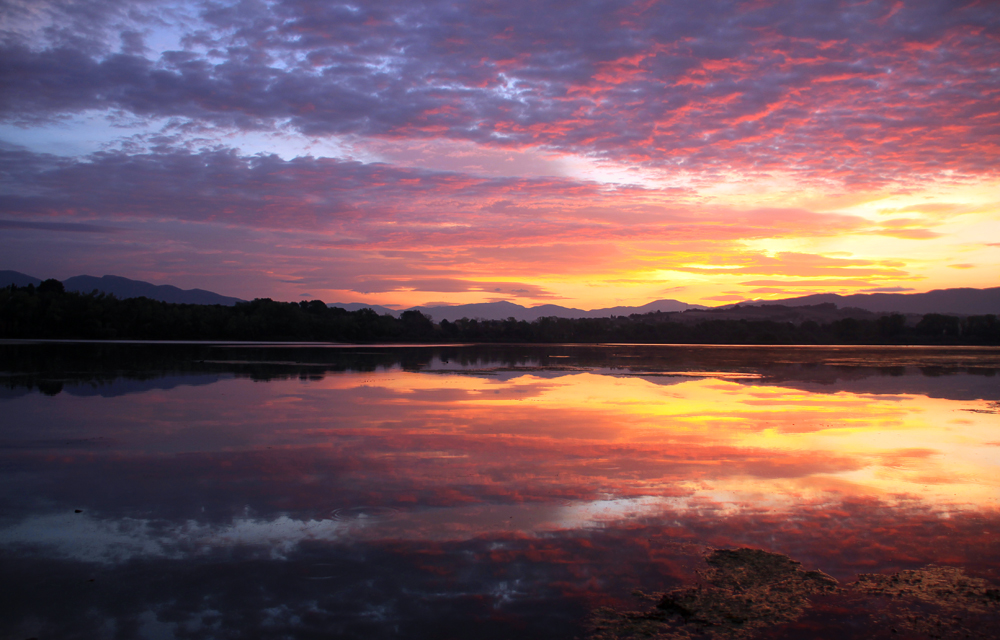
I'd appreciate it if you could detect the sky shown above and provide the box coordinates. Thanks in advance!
[0,0,998,308]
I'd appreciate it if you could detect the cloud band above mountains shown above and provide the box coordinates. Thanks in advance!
[2,0,998,186]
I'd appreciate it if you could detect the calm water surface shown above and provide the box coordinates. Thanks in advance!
[1,343,999,639]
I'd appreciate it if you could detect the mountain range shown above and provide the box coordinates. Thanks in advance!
[330,288,1000,320]
[734,289,1000,316]
[3,270,998,318]
[329,299,706,322]
[1,271,244,306]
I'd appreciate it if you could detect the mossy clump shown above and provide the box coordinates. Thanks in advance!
[590,547,838,639]
[589,549,1000,639]
[851,565,1000,639]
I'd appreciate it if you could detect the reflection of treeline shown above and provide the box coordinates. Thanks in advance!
[3,341,998,400]
[0,341,419,395]
[486,312,1000,345]
[2,284,999,344]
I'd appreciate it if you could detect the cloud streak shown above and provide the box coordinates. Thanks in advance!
[0,145,886,238]
[1,144,933,298]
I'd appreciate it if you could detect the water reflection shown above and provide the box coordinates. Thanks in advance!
[3,342,999,400]
[1,343,998,638]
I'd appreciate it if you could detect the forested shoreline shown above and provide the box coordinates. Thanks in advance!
[2,282,999,345]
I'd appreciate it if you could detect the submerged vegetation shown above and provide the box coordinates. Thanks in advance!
[2,283,999,344]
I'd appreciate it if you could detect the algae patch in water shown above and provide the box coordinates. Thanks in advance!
[590,548,837,639]
[656,548,838,626]
[855,564,1000,611]
[589,548,1000,639]
[849,565,1000,639]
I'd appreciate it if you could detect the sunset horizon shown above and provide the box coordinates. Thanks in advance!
[5,4,1000,634]
[2,0,997,309]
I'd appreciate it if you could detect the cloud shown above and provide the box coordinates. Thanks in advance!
[867,216,944,239]
[348,278,558,298]
[10,140,984,299]
[668,251,910,278]
[874,228,942,240]
[739,279,885,288]
[3,141,933,300]
[0,219,120,232]
[0,145,884,248]
[880,202,993,219]
[0,145,610,230]
[860,286,915,293]
[2,0,998,186]
[703,294,745,302]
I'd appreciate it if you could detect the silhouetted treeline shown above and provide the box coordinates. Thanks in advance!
[2,283,999,344]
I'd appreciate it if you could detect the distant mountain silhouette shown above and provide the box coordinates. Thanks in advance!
[585,299,708,317]
[741,287,1000,315]
[327,302,401,316]
[411,300,538,322]
[63,275,244,306]
[6,268,998,317]
[669,302,876,325]
[329,298,705,322]
[0,270,42,288]
[2,271,244,305]
[331,288,1000,322]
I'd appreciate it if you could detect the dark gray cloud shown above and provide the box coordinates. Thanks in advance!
[0,218,120,232]
[2,0,997,184]
[0,145,607,229]
[0,145,877,252]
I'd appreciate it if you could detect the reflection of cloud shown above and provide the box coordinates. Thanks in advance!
[4,496,1000,639]
[0,513,175,563]
[3,492,997,579]
[3,361,1000,636]
[878,448,939,468]
[2,374,997,551]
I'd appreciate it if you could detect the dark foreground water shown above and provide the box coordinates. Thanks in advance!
[1,342,999,639]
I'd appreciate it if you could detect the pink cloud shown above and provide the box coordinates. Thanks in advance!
[2,0,997,187]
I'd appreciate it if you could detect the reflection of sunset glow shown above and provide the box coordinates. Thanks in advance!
[341,371,1000,508]
[13,368,996,536]
[3,351,1000,637]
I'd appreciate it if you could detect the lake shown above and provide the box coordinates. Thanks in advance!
[2,342,999,639]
